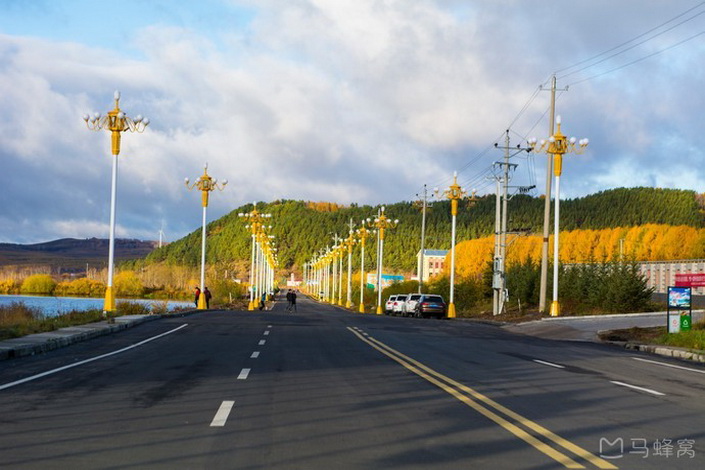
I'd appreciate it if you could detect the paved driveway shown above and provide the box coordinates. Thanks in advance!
[504,311,705,341]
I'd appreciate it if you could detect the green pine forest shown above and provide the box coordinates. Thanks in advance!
[126,187,705,279]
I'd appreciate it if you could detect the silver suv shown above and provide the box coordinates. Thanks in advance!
[385,295,398,314]
[403,293,422,316]
[392,294,408,315]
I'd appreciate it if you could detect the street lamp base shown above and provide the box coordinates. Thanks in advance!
[103,286,116,313]
[358,303,365,314]
[550,300,560,317]
[247,300,254,311]
[346,301,352,308]
[198,293,207,310]
[376,305,382,315]
[447,302,456,319]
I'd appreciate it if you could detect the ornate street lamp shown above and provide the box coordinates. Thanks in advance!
[238,205,271,310]
[356,222,374,313]
[185,164,227,309]
[435,172,470,319]
[529,116,588,316]
[83,90,149,314]
[344,222,357,309]
[368,207,399,315]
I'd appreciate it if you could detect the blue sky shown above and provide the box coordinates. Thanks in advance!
[2,0,705,244]
[0,1,255,50]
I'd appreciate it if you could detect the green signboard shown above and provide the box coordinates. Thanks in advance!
[680,313,692,332]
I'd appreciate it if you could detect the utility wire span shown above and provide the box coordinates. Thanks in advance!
[555,1,705,78]
[413,3,705,206]
[559,12,705,82]
[506,85,544,131]
[568,29,705,86]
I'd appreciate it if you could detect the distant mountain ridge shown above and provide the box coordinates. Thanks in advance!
[0,238,158,272]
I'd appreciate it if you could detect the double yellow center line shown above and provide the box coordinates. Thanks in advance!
[347,327,617,469]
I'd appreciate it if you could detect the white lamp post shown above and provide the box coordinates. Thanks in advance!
[368,207,399,315]
[83,90,149,314]
[435,172,470,319]
[529,116,588,316]
[185,164,227,309]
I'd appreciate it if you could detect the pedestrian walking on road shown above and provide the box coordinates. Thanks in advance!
[291,290,297,312]
[259,292,266,311]
[204,287,212,309]
[194,287,201,307]
[286,289,293,311]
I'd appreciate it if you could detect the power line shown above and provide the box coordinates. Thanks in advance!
[412,4,705,209]
[555,1,705,78]
[506,84,544,130]
[568,29,705,86]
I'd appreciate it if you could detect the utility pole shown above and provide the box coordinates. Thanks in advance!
[492,131,519,315]
[500,131,512,315]
[539,75,559,313]
[491,132,534,316]
[416,185,429,294]
[492,176,501,315]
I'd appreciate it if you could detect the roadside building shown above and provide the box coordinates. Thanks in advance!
[638,259,705,295]
[417,249,448,283]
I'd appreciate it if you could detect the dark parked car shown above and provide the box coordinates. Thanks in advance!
[414,295,447,319]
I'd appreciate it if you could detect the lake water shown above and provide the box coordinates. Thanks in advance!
[0,295,192,317]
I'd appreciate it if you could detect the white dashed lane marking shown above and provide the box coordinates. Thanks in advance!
[210,401,235,427]
[533,359,566,369]
[610,380,665,396]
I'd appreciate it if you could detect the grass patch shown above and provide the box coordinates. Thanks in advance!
[660,327,705,351]
[0,300,191,341]
[0,302,104,341]
[599,321,705,351]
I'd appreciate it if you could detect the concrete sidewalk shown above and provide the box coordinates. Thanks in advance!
[0,314,161,361]
[504,311,705,363]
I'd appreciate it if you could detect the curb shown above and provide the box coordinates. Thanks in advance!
[0,314,160,361]
[539,310,705,322]
[603,340,705,363]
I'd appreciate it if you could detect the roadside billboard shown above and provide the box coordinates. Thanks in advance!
[366,273,404,290]
[667,286,692,333]
[674,273,705,287]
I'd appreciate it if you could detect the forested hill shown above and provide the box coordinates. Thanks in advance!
[136,187,705,274]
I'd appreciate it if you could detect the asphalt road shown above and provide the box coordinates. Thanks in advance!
[1,295,704,469]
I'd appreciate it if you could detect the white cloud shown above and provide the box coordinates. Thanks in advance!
[2,1,705,244]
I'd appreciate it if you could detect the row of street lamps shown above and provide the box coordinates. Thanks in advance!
[303,207,399,314]
[238,206,277,310]
[84,91,586,317]
[302,190,472,318]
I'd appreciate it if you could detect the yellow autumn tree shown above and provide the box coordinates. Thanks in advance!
[450,224,705,279]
